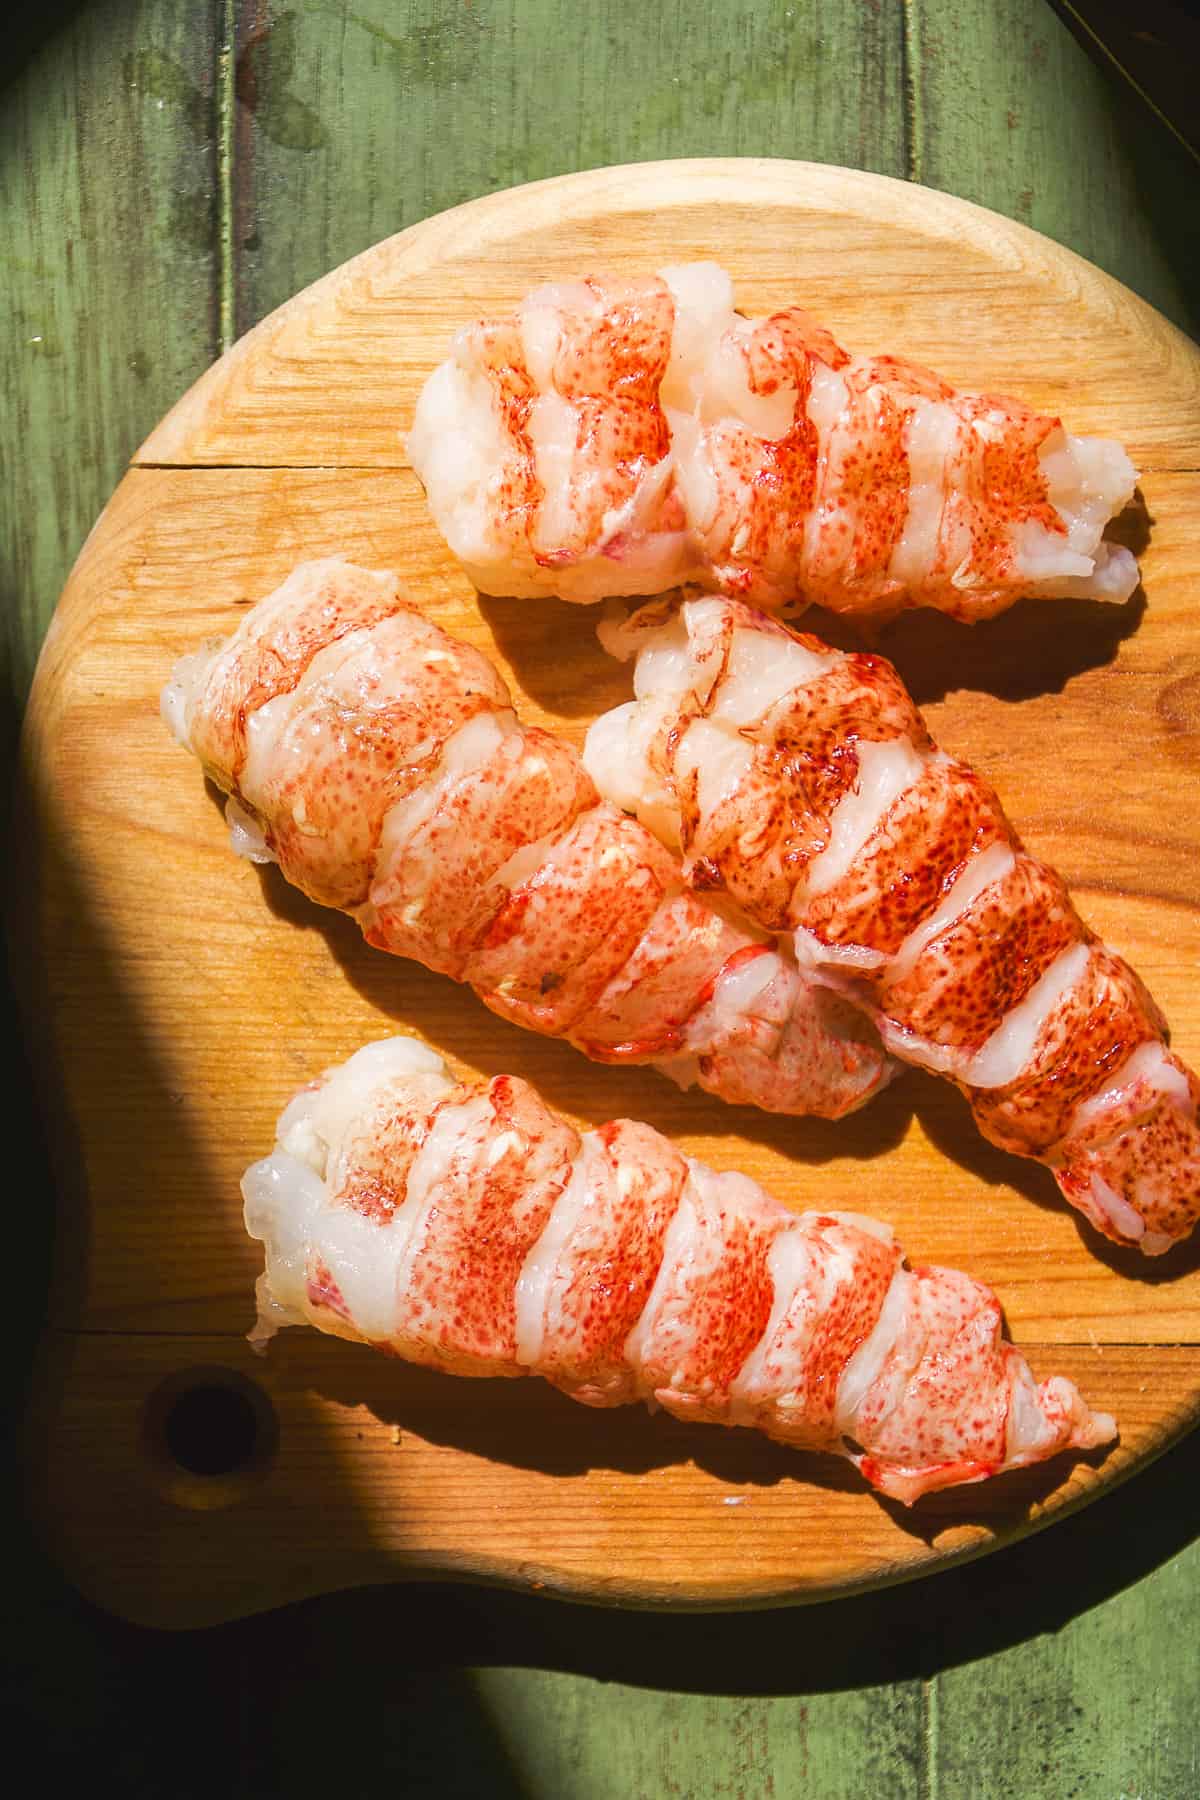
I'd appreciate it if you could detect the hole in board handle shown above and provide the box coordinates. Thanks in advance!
[143,1366,279,1509]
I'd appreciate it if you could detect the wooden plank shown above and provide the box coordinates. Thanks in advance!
[230,0,908,335]
[934,1538,1200,1798]
[224,1582,932,1795]
[2,8,236,1790]
[0,0,225,715]
[1045,0,1200,169]
[905,20,1200,1789]
[469,1667,924,1800]
[909,0,1200,336]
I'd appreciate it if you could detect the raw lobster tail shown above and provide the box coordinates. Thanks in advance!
[409,262,1138,619]
[244,1036,1116,1505]
[585,594,1200,1253]
[162,559,891,1119]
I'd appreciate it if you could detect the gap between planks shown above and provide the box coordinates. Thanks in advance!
[216,0,237,354]
[128,460,1200,473]
[46,1328,1194,1346]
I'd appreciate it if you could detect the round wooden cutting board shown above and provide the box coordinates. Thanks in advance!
[20,160,1200,1628]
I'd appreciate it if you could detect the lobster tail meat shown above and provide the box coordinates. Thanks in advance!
[244,1036,1115,1505]
[163,559,892,1120]
[584,595,1200,1252]
[410,262,1138,620]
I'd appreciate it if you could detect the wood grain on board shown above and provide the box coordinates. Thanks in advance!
[20,160,1200,1627]
[138,161,1200,470]
[31,1331,1200,1629]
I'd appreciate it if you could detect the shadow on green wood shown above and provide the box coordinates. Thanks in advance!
[7,2,1200,1795]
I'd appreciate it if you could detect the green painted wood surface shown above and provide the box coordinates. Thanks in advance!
[6,2,1199,1795]
[232,0,908,333]
[934,1542,1200,1799]
[0,0,224,734]
[909,0,1200,339]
